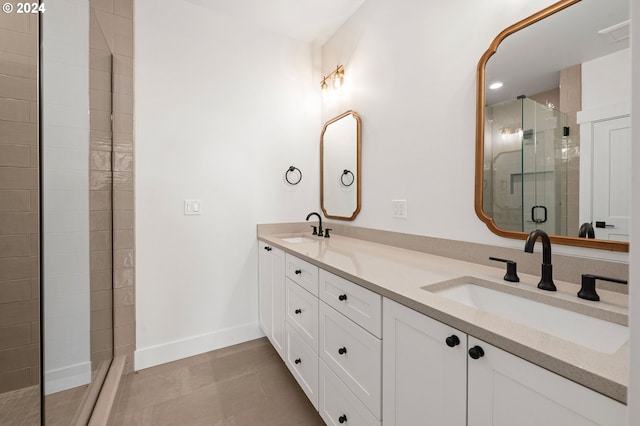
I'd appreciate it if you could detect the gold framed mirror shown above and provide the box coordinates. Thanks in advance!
[321,110,362,220]
[475,0,630,252]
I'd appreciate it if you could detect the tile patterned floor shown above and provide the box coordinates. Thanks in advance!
[0,385,39,426]
[108,338,324,425]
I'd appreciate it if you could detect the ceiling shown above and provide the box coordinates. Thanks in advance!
[181,0,367,44]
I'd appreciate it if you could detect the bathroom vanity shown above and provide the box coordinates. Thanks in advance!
[258,227,627,425]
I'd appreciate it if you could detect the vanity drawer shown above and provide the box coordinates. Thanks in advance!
[319,359,380,426]
[286,323,319,409]
[319,302,382,418]
[286,278,319,352]
[319,269,382,338]
[286,254,319,296]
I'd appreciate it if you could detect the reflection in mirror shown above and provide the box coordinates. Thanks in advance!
[476,0,630,251]
[42,2,114,423]
[321,110,361,220]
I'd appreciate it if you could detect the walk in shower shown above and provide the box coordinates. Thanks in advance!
[483,96,572,236]
[0,2,115,424]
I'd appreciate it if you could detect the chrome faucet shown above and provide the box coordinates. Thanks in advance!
[306,212,323,237]
[524,229,556,291]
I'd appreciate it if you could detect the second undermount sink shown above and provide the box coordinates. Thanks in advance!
[423,277,628,354]
[280,236,316,244]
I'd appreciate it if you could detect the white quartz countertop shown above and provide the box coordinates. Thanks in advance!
[257,231,629,404]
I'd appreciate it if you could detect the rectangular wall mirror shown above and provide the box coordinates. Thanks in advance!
[475,0,630,252]
[321,110,362,220]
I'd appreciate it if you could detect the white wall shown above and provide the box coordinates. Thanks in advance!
[42,0,91,394]
[320,0,628,262]
[135,0,321,369]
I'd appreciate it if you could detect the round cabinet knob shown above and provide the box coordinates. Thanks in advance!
[295,269,302,275]
[469,345,485,360]
[338,347,347,355]
[294,358,301,365]
[338,294,348,301]
[445,335,460,347]
[338,414,348,423]
[294,308,302,315]
[264,246,272,251]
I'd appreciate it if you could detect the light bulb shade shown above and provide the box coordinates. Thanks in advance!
[333,74,343,89]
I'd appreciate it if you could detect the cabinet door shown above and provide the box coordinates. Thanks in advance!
[258,242,285,359]
[467,336,626,426]
[383,298,467,426]
[286,278,319,352]
[319,302,382,418]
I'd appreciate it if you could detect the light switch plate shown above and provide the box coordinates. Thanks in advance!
[184,199,202,215]
[392,200,407,218]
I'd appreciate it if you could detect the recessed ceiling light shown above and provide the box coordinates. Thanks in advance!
[489,82,503,90]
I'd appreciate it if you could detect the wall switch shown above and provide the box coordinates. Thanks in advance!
[184,199,202,215]
[392,200,407,218]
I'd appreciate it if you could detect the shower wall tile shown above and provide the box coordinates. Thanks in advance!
[0,323,31,350]
[0,98,31,122]
[114,248,134,268]
[0,212,37,234]
[0,121,37,145]
[0,279,31,303]
[91,270,112,291]
[91,211,113,231]
[114,0,133,18]
[113,211,133,230]
[0,235,31,257]
[91,0,115,14]
[0,75,37,101]
[114,230,134,250]
[0,190,30,211]
[0,368,30,393]
[0,12,38,393]
[114,190,133,210]
[0,167,38,189]
[0,257,37,281]
[113,306,133,328]
[0,300,38,327]
[114,268,133,288]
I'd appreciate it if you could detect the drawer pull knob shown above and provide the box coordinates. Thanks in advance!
[469,345,485,360]
[338,294,348,301]
[338,414,348,423]
[445,335,460,347]
[338,347,347,355]
[294,358,301,364]
[295,269,302,275]
[264,246,272,251]
[294,308,302,314]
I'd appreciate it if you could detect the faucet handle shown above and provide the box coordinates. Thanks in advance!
[489,257,519,282]
[310,225,318,235]
[324,229,332,238]
[578,274,628,301]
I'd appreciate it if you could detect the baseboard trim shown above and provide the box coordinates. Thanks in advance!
[44,361,91,395]
[134,322,264,371]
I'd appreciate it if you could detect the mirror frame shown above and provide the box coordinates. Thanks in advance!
[475,0,629,252]
[320,110,362,221]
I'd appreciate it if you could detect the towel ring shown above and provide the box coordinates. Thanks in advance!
[340,169,355,187]
[285,166,302,185]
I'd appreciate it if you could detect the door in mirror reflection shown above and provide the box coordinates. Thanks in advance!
[321,110,361,220]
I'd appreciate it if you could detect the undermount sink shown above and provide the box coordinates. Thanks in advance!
[280,236,316,244]
[423,277,628,354]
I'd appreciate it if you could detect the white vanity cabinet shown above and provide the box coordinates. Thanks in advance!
[258,242,285,359]
[383,297,467,426]
[383,298,626,426]
[467,336,626,426]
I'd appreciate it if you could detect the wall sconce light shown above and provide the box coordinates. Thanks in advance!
[321,65,345,92]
